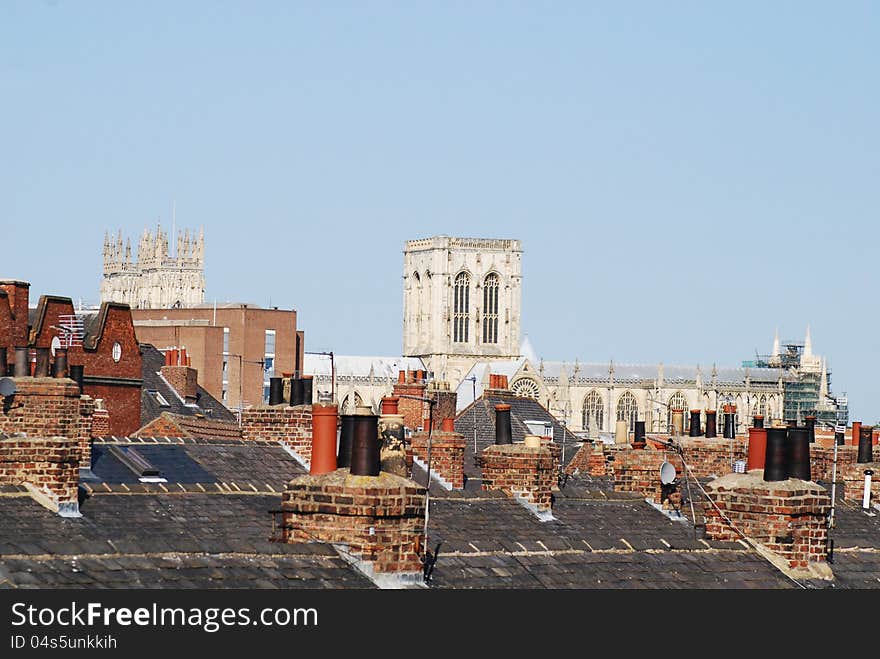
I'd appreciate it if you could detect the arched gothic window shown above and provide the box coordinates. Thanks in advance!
[482,273,499,344]
[453,272,470,343]
[582,390,604,432]
[340,391,364,415]
[511,378,540,399]
[617,391,639,431]
[667,392,688,432]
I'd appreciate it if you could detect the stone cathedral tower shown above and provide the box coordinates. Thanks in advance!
[100,224,205,309]
[403,236,522,387]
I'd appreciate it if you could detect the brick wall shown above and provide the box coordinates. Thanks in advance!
[0,280,29,348]
[241,404,313,463]
[677,437,747,478]
[0,291,15,364]
[160,365,198,403]
[282,469,425,574]
[133,414,180,438]
[840,462,880,504]
[704,472,830,569]
[810,446,858,483]
[91,408,110,438]
[0,435,79,504]
[613,448,682,505]
[410,430,465,489]
[30,300,143,437]
[478,444,555,512]
[392,381,427,430]
[0,378,82,439]
[86,383,139,438]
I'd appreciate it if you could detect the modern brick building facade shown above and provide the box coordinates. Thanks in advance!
[132,304,303,411]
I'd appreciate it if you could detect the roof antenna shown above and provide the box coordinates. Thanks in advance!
[397,392,438,582]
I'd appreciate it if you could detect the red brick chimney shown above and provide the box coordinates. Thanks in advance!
[281,471,426,584]
[392,375,427,430]
[0,377,82,516]
[478,444,555,518]
[410,421,466,489]
[0,280,29,347]
[161,364,198,404]
[704,471,831,577]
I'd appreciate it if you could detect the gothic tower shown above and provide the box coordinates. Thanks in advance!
[101,224,205,309]
[402,236,522,387]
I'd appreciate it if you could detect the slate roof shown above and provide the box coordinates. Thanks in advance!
[140,343,236,426]
[455,392,581,479]
[1,433,878,589]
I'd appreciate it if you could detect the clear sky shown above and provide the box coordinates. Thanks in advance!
[2,2,877,420]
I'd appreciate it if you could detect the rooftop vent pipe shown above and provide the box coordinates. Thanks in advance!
[52,348,68,378]
[268,377,284,405]
[704,410,717,438]
[851,421,862,447]
[671,409,684,436]
[381,396,400,415]
[614,420,628,444]
[69,365,84,394]
[804,415,816,443]
[441,418,455,433]
[290,378,304,406]
[301,375,313,405]
[13,347,28,377]
[753,415,764,429]
[858,425,874,464]
[723,409,736,439]
[633,420,646,449]
[310,403,338,475]
[338,414,356,468]
[786,427,812,481]
[349,414,380,476]
[34,348,50,378]
[689,410,701,437]
[495,404,512,445]
[763,427,788,482]
[747,426,767,471]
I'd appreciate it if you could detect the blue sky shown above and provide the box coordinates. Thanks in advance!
[2,2,877,420]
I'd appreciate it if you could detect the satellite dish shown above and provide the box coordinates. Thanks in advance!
[0,377,16,397]
[660,461,677,485]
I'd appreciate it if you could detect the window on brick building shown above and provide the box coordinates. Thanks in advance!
[482,273,499,344]
[263,329,276,403]
[453,272,470,343]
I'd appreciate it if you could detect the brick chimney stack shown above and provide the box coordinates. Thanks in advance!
[161,349,198,404]
[0,280,30,347]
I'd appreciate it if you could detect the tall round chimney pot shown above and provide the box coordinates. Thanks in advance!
[310,403,339,475]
